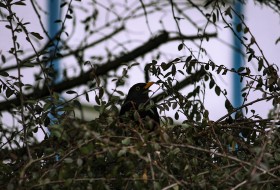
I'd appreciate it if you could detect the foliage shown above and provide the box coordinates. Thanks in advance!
[0,0,280,189]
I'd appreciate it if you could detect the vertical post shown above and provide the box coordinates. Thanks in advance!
[48,0,61,161]
[232,2,243,110]
[48,0,61,83]
[47,0,61,123]
[231,1,244,152]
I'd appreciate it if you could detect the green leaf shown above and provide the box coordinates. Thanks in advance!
[77,158,83,167]
[175,112,179,120]
[66,90,77,94]
[60,2,67,7]
[274,152,280,161]
[205,64,209,70]
[161,62,172,71]
[117,148,127,157]
[172,102,177,110]
[244,27,249,33]
[22,62,34,67]
[66,14,72,19]
[85,92,89,102]
[133,111,140,120]
[225,99,232,110]
[258,59,263,72]
[13,1,26,6]
[30,32,43,40]
[178,43,183,51]
[212,13,216,23]
[222,69,227,75]
[95,95,100,105]
[115,90,124,96]
[237,67,245,73]
[209,79,215,89]
[236,23,242,32]
[0,71,9,77]
[121,138,131,145]
[215,86,221,96]
[171,64,176,76]
[248,54,253,62]
[6,88,14,98]
[217,66,222,74]
[1,54,6,63]
[185,56,192,63]
[64,158,73,164]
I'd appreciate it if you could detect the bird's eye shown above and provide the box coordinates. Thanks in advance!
[135,86,141,91]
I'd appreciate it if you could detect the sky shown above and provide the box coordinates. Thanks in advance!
[0,1,279,134]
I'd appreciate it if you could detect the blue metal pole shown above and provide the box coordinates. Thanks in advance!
[48,1,62,161]
[232,1,243,109]
[48,0,62,83]
[231,1,244,152]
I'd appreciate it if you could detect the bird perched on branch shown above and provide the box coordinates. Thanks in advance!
[119,82,160,130]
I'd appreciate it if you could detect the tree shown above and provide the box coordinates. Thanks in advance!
[0,0,279,189]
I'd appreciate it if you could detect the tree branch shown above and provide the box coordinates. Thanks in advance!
[0,31,169,112]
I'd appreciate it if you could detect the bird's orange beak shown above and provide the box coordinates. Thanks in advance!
[144,82,154,89]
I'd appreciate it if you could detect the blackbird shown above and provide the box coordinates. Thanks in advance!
[119,82,160,130]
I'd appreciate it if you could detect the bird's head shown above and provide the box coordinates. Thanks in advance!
[125,82,155,103]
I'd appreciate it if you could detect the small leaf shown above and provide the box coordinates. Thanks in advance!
[225,99,232,110]
[66,90,77,94]
[178,43,183,51]
[66,14,72,19]
[215,86,221,96]
[222,69,227,75]
[248,54,253,62]
[117,148,127,157]
[0,71,9,77]
[212,13,216,23]
[171,64,176,76]
[209,79,215,89]
[95,95,100,105]
[121,138,131,145]
[98,88,104,99]
[13,1,26,6]
[6,88,14,98]
[225,7,232,18]
[30,32,43,40]
[205,64,209,70]
[258,59,263,72]
[115,90,124,96]
[175,112,179,120]
[77,158,83,167]
[60,2,67,7]
[172,102,177,110]
[217,66,223,74]
[185,56,192,63]
[244,27,249,33]
[64,158,73,164]
[5,25,12,29]
[133,111,140,120]
[1,54,6,63]
[237,67,245,73]
[161,62,172,71]
[236,23,242,32]
[85,92,89,102]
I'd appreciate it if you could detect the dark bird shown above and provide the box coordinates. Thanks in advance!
[119,82,160,130]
